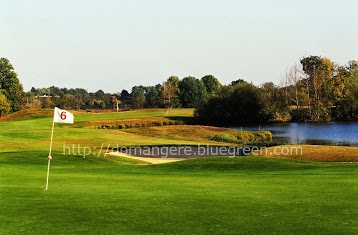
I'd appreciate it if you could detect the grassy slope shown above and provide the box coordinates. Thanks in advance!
[259,145,358,162]
[74,108,194,123]
[1,109,358,234]
[123,125,240,145]
[0,109,200,153]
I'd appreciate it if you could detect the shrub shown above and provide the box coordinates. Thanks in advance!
[210,131,272,145]
[210,134,238,144]
[258,131,272,143]
[153,121,163,126]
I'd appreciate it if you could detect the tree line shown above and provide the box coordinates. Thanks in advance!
[26,75,220,111]
[197,56,358,125]
[1,56,357,124]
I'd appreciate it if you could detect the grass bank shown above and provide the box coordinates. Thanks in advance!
[259,145,358,162]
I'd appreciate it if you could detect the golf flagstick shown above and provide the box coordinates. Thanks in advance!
[45,107,74,190]
[45,117,55,190]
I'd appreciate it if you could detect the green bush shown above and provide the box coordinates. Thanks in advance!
[211,131,272,145]
[237,130,272,144]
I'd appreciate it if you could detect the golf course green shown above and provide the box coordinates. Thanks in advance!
[1,109,357,234]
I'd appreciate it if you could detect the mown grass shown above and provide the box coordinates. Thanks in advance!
[0,108,194,123]
[1,152,358,234]
[0,109,200,153]
[1,109,358,234]
[73,108,194,123]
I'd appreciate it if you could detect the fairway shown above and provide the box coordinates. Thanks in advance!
[1,109,358,234]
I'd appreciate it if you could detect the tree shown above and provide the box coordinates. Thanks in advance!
[196,82,262,125]
[30,87,37,93]
[61,87,69,94]
[111,95,121,111]
[131,86,146,109]
[162,76,181,108]
[327,65,347,104]
[42,97,54,108]
[49,86,63,96]
[229,83,262,124]
[0,58,26,112]
[100,101,106,109]
[336,60,358,119]
[259,82,289,122]
[230,79,247,86]
[145,85,162,108]
[94,90,106,101]
[0,94,11,117]
[58,94,77,109]
[201,75,221,96]
[301,56,334,121]
[120,89,131,107]
[179,77,208,108]
[283,64,306,121]
[74,92,87,110]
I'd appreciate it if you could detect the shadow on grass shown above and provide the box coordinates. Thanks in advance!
[1,151,356,176]
[166,116,196,124]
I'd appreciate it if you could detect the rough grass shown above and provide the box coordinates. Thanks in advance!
[125,126,272,146]
[0,108,53,122]
[123,125,254,145]
[210,130,272,145]
[84,117,184,129]
[258,145,358,162]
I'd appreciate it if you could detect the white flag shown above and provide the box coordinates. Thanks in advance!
[53,107,74,124]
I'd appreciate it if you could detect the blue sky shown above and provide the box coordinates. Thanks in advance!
[1,0,357,93]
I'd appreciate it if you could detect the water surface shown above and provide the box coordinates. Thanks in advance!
[236,122,358,146]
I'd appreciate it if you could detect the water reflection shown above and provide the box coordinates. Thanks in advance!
[236,122,358,146]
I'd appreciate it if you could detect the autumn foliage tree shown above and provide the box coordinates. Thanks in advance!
[162,76,181,108]
[0,58,26,113]
[0,94,11,117]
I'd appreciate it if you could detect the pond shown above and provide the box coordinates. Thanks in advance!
[235,121,358,146]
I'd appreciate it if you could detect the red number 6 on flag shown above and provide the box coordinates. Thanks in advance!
[60,111,67,120]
